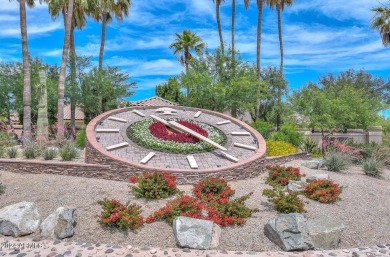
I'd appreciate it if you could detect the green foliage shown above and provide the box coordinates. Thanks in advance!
[155,77,185,104]
[0,147,4,158]
[266,141,298,157]
[7,147,18,158]
[59,141,79,161]
[249,120,273,139]
[304,179,342,203]
[23,142,42,159]
[289,70,387,131]
[265,165,304,187]
[324,151,350,172]
[363,158,383,178]
[129,172,181,199]
[299,137,317,153]
[43,148,58,160]
[262,188,305,213]
[268,123,302,147]
[97,198,144,230]
[75,127,86,148]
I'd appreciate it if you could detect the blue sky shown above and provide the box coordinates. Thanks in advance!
[0,0,389,104]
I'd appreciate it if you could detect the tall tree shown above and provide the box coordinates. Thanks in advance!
[267,0,294,75]
[90,0,131,70]
[232,0,250,62]
[15,0,35,145]
[213,0,225,55]
[371,5,390,47]
[169,30,205,98]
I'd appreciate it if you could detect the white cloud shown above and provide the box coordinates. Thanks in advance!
[131,59,182,77]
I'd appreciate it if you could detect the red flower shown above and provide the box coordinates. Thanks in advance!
[129,176,137,183]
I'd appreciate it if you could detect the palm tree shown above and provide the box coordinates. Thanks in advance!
[267,0,294,76]
[232,0,250,61]
[371,6,390,47]
[14,0,35,145]
[90,0,131,70]
[254,0,264,120]
[213,0,225,55]
[169,30,205,98]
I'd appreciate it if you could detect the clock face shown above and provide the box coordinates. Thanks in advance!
[89,106,265,171]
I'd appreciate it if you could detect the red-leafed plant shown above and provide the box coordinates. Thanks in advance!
[265,165,304,187]
[304,179,342,203]
[193,177,235,203]
[149,120,208,143]
[129,172,181,199]
[97,198,144,230]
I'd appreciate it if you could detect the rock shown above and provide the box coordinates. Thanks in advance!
[40,207,77,239]
[0,201,41,237]
[306,174,330,183]
[264,213,313,251]
[287,180,307,192]
[173,216,221,250]
[307,217,344,249]
[302,160,321,169]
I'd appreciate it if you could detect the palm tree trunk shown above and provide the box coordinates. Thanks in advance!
[231,0,235,58]
[57,0,74,139]
[70,20,77,140]
[99,12,107,70]
[216,2,224,55]
[277,6,283,76]
[255,0,263,120]
[19,0,32,145]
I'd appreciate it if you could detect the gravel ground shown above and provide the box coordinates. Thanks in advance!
[0,159,390,252]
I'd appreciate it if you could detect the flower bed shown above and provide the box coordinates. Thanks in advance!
[127,118,226,154]
[149,120,208,143]
[265,164,304,187]
[304,179,342,203]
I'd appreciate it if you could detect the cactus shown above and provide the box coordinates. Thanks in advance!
[36,70,49,142]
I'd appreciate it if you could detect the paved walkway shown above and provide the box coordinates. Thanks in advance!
[1,236,389,257]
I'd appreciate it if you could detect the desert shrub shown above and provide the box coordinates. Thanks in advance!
[249,120,273,139]
[268,123,303,147]
[97,198,144,230]
[7,147,18,158]
[304,179,342,203]
[263,188,305,213]
[330,140,363,163]
[129,172,181,199]
[59,141,79,161]
[324,151,350,172]
[311,149,323,159]
[43,148,58,160]
[362,158,383,178]
[23,142,42,159]
[75,127,86,148]
[299,137,317,153]
[265,165,304,187]
[192,177,234,202]
[266,141,298,157]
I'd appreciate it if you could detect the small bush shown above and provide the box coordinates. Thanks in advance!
[268,123,303,147]
[299,137,317,153]
[304,179,342,203]
[59,141,79,161]
[23,143,42,159]
[129,172,181,199]
[263,188,305,213]
[265,165,304,187]
[193,177,234,202]
[43,148,58,160]
[97,198,144,230]
[324,151,350,172]
[249,120,273,139]
[362,158,383,178]
[266,141,298,157]
[7,147,18,158]
[76,127,86,148]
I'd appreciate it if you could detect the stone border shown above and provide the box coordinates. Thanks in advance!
[85,106,267,183]
[0,153,310,184]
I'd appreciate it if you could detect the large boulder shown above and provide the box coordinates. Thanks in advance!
[40,207,77,239]
[0,202,40,237]
[264,213,313,251]
[173,216,221,250]
[306,174,330,184]
[307,217,344,249]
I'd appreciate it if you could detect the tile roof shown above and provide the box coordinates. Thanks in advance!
[132,96,179,107]
[64,104,85,120]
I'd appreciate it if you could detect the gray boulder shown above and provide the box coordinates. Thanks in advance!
[173,216,221,250]
[307,218,344,249]
[302,160,322,169]
[0,202,40,237]
[287,180,307,192]
[41,207,77,239]
[264,213,313,251]
[306,174,330,183]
